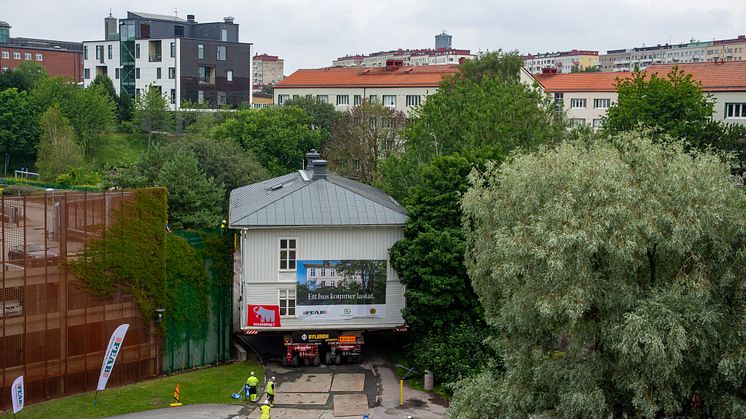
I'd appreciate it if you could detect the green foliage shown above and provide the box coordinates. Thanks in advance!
[155,149,224,230]
[380,53,566,202]
[604,67,715,143]
[214,106,322,175]
[0,87,41,160]
[35,106,84,181]
[55,167,102,187]
[0,61,48,92]
[69,189,168,319]
[411,324,494,385]
[326,102,407,184]
[31,76,116,153]
[164,233,209,323]
[134,84,172,147]
[89,74,118,104]
[449,50,524,84]
[87,132,147,170]
[0,176,102,192]
[459,133,746,417]
[284,95,340,144]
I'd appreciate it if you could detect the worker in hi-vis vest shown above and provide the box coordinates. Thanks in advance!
[265,376,275,406]
[245,371,259,402]
[260,399,271,418]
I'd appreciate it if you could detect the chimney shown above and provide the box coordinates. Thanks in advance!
[305,149,320,170]
[312,160,327,179]
[187,14,195,23]
[224,16,234,24]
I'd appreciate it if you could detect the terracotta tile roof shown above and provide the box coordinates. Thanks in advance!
[275,65,459,89]
[534,61,746,93]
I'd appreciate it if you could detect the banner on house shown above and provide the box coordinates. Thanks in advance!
[11,375,23,414]
[296,260,387,320]
[97,323,129,391]
[247,305,281,327]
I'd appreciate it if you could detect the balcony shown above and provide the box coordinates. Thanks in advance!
[149,54,161,63]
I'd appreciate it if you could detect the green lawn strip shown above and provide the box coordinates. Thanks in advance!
[87,132,147,170]
[1,360,263,419]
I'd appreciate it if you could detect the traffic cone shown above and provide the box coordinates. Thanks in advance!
[169,383,183,407]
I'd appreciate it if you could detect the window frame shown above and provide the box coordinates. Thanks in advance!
[217,45,227,61]
[13,52,20,60]
[1,51,8,59]
[726,103,746,119]
[405,95,421,107]
[278,289,296,317]
[23,52,31,60]
[353,95,363,106]
[593,98,610,109]
[278,238,297,272]
[226,70,233,82]
[168,67,176,79]
[35,53,43,61]
[316,95,329,104]
[570,98,587,109]
[277,94,290,105]
[198,44,204,60]
[382,95,396,107]
[336,94,349,105]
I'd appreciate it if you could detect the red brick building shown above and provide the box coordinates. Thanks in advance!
[0,21,83,82]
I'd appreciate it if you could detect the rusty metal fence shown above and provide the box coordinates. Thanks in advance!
[0,191,161,411]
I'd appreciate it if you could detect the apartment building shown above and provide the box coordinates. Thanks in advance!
[252,53,284,89]
[523,50,599,74]
[83,12,252,109]
[275,62,459,115]
[0,20,83,81]
[532,61,746,127]
[332,32,474,68]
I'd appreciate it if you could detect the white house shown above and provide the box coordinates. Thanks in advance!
[229,151,408,332]
[530,61,746,127]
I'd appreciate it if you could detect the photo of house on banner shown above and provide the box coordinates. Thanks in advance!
[296,260,387,320]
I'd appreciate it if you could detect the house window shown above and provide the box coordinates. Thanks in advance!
[221,28,228,42]
[217,91,226,106]
[198,44,204,60]
[353,95,362,106]
[174,25,184,38]
[278,94,290,105]
[570,118,586,126]
[199,66,213,84]
[369,95,378,103]
[136,88,141,96]
[24,52,31,60]
[217,46,227,61]
[170,42,175,58]
[279,289,296,317]
[725,103,746,118]
[279,239,296,270]
[135,68,140,79]
[570,98,587,109]
[35,53,43,61]
[168,67,175,79]
[108,45,112,59]
[226,70,233,82]
[83,46,87,60]
[156,67,162,79]
[592,119,603,129]
[321,269,326,277]
[1,51,8,59]
[317,95,329,104]
[197,90,204,104]
[13,52,20,59]
[309,268,316,277]
[594,98,611,109]
[382,95,396,107]
[170,89,176,104]
[84,68,90,79]
[115,68,120,79]
[135,43,140,59]
[406,95,421,107]
[337,95,349,105]
[554,92,564,112]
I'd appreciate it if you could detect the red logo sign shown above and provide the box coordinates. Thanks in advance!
[247,305,281,327]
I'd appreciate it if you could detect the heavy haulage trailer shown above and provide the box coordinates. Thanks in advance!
[281,330,363,366]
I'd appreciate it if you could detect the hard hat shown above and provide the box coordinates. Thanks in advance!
[264,399,269,405]
[250,371,254,376]
[271,376,276,381]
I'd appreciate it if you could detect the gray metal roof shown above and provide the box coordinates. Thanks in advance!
[0,21,11,29]
[229,170,407,228]
[128,12,187,22]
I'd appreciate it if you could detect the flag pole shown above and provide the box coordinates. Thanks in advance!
[93,390,99,406]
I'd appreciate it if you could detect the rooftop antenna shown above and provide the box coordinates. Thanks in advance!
[109,8,112,17]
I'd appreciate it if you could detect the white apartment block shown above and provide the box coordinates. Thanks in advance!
[523,50,599,74]
[252,53,284,88]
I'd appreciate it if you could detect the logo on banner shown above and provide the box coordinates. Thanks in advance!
[97,324,129,392]
[103,338,123,377]
[247,305,281,327]
[11,376,24,414]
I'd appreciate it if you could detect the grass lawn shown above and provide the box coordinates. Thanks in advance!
[0,360,263,419]
[87,132,147,170]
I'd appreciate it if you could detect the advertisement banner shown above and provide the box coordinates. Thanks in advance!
[11,375,23,414]
[296,260,387,320]
[97,323,129,391]
[247,304,281,327]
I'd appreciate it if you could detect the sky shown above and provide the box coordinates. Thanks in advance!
[1,0,745,74]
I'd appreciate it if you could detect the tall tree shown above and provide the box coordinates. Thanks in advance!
[134,84,172,147]
[35,105,84,181]
[284,95,340,145]
[456,133,746,418]
[213,106,322,176]
[0,61,48,92]
[325,102,407,184]
[0,88,41,164]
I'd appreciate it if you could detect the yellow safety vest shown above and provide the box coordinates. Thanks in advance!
[260,404,271,419]
[247,376,259,386]
[266,381,274,395]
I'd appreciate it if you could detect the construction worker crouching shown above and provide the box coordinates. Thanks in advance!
[260,399,271,418]
[265,376,275,406]
[246,371,259,402]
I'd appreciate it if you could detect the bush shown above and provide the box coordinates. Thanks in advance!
[2,184,44,195]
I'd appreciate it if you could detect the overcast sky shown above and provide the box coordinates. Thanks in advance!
[2,0,745,74]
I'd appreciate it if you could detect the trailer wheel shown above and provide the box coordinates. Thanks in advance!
[292,355,299,367]
[325,352,332,365]
[334,353,342,365]
[282,356,289,367]
[313,354,320,366]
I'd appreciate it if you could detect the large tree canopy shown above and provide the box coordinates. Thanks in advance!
[455,133,746,418]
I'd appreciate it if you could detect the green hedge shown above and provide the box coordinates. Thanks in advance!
[0,176,102,192]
